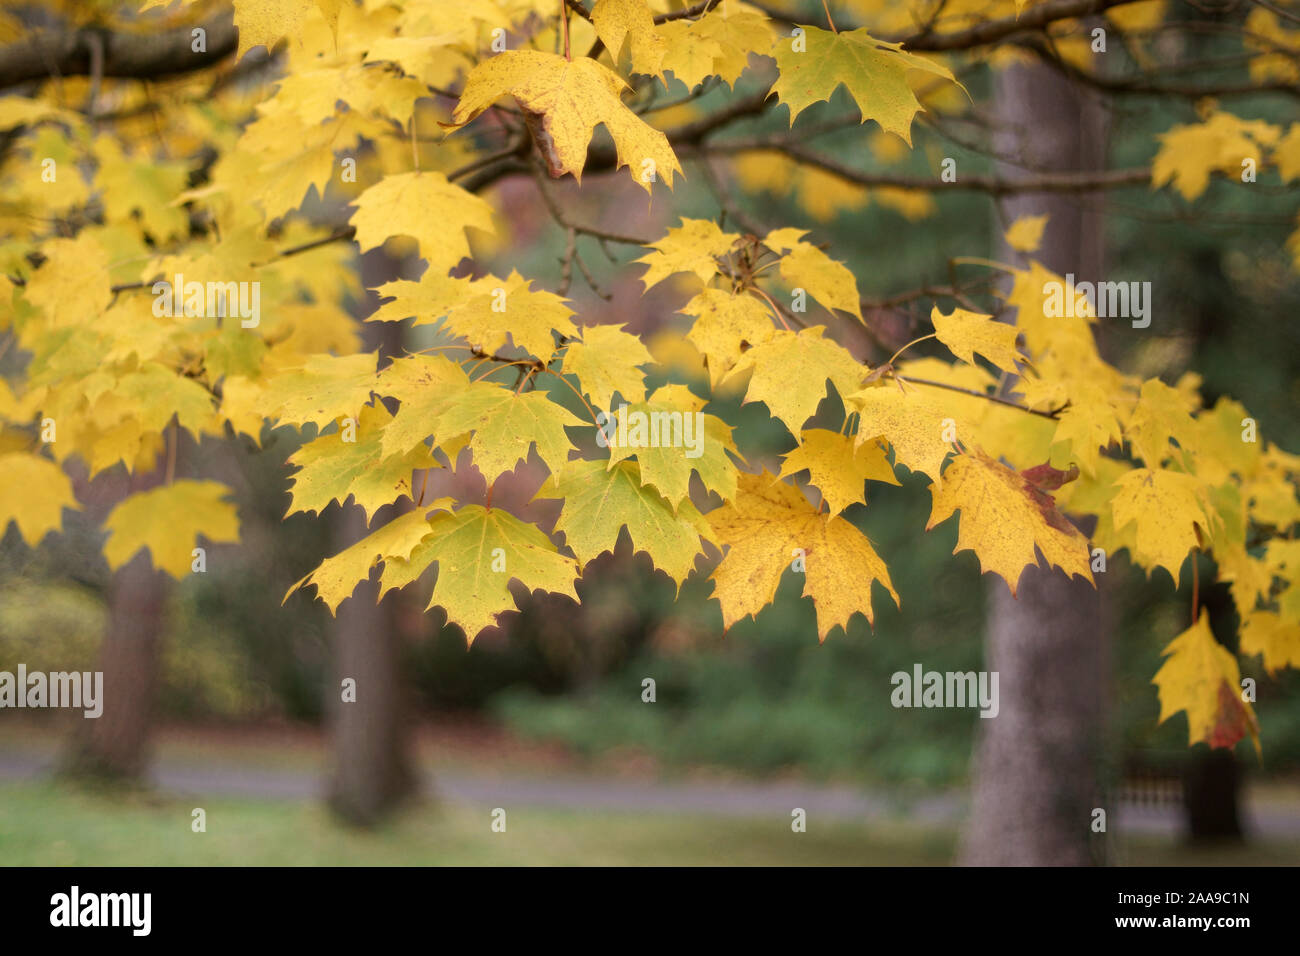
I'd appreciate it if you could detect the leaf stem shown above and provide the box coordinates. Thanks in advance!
[749,287,790,331]
[1191,549,1200,626]
[821,0,838,33]
[550,369,602,427]
[897,375,1065,420]
[165,420,178,485]
[950,256,1017,273]
[561,0,572,60]
[888,332,937,366]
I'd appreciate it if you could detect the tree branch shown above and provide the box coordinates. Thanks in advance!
[0,9,237,90]
[894,0,1145,51]
[693,139,1154,193]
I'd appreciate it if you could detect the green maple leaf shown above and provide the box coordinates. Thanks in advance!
[379,505,579,643]
[377,354,475,460]
[285,504,453,614]
[536,458,712,587]
[286,403,437,523]
[770,26,958,144]
[421,382,584,482]
[604,384,739,510]
[264,353,378,430]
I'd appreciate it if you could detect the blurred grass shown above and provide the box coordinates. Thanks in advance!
[0,781,952,866]
[2,781,1296,866]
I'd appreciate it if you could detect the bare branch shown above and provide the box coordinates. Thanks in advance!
[0,9,237,90]
[693,139,1154,193]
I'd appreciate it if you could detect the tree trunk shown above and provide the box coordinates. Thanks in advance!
[959,54,1110,866]
[325,250,421,825]
[325,506,419,825]
[64,467,169,782]
[1179,250,1245,841]
[961,573,1108,864]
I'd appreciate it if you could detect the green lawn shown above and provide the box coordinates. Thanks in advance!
[0,780,956,866]
[2,780,1297,866]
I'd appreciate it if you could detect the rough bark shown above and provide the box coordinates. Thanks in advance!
[959,54,1111,866]
[961,574,1109,864]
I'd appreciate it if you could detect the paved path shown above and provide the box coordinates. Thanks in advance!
[8,749,1300,838]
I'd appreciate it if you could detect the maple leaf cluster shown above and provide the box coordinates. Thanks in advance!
[0,0,1297,755]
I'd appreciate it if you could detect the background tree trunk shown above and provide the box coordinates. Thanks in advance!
[959,53,1111,865]
[325,507,419,825]
[325,249,420,825]
[64,466,169,782]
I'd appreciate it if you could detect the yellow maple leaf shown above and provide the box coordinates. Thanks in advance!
[931,305,1024,374]
[1152,111,1281,201]
[0,452,77,546]
[779,428,898,515]
[1153,612,1260,751]
[220,375,269,444]
[592,0,666,76]
[443,271,578,364]
[561,323,654,410]
[232,0,317,59]
[114,363,218,440]
[1003,214,1048,253]
[1111,467,1213,584]
[848,382,961,483]
[603,384,740,511]
[708,471,898,641]
[926,450,1093,596]
[1240,609,1300,675]
[23,233,111,328]
[765,229,863,319]
[401,382,584,484]
[103,480,241,578]
[449,51,682,192]
[657,6,774,89]
[726,327,865,439]
[682,288,776,388]
[376,354,475,460]
[1274,123,1300,183]
[1046,381,1124,476]
[348,171,496,269]
[637,218,739,290]
[0,96,81,131]
[1127,377,1200,468]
